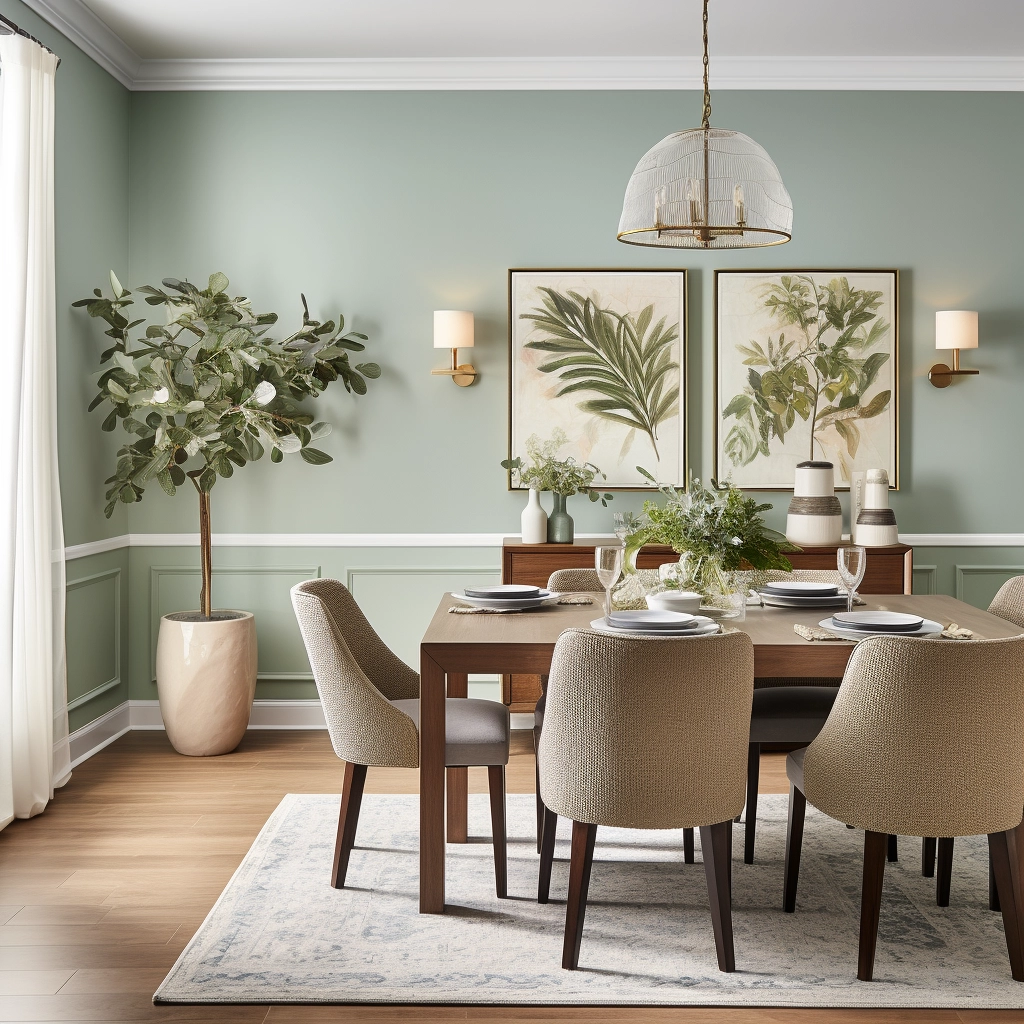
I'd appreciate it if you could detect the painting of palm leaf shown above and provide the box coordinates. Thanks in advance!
[510,271,686,488]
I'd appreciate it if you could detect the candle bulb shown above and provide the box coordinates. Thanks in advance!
[733,183,745,226]
[686,177,702,227]
[654,186,665,230]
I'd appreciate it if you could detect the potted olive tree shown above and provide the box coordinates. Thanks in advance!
[75,272,379,755]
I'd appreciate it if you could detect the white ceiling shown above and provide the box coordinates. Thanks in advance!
[18,0,1024,90]
[75,0,1024,60]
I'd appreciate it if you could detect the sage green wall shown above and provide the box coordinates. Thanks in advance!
[0,0,131,547]
[126,90,1024,538]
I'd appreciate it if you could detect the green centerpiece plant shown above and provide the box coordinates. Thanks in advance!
[74,271,380,755]
[623,469,797,599]
[501,429,612,543]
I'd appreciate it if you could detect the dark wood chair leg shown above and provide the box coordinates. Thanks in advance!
[744,742,760,864]
[858,830,889,982]
[726,818,733,904]
[700,820,736,973]
[922,837,936,877]
[887,834,898,862]
[991,849,1002,912]
[331,761,367,889]
[783,783,806,913]
[989,829,1024,981]
[936,837,954,907]
[535,756,545,854]
[537,806,558,903]
[487,765,507,899]
[683,827,695,864]
[562,821,598,970]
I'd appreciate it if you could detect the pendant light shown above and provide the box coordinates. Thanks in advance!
[617,0,792,250]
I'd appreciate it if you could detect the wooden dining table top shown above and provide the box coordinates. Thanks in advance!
[421,593,1023,677]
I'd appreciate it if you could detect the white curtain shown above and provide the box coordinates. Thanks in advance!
[0,33,69,831]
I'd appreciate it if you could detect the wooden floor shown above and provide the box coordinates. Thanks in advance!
[0,730,1012,1023]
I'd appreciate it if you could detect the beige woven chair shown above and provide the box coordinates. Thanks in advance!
[290,579,511,896]
[537,627,754,972]
[925,575,1024,908]
[783,633,1024,982]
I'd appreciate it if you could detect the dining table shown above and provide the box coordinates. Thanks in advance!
[417,592,1023,914]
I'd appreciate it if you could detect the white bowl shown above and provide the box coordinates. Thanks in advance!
[646,590,703,614]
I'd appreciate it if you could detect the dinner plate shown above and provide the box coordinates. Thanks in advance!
[758,592,850,609]
[454,591,558,610]
[818,616,943,640]
[762,581,839,597]
[591,617,720,638]
[832,610,924,632]
[463,584,541,599]
[607,609,699,631]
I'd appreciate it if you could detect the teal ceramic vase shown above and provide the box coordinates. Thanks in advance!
[547,493,574,543]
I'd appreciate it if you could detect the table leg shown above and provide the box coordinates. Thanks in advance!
[419,650,446,914]
[446,672,468,843]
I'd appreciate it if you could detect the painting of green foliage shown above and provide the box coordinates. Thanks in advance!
[510,271,686,488]
[715,271,898,489]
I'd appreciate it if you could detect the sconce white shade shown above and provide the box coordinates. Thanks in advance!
[433,310,474,349]
[935,310,978,351]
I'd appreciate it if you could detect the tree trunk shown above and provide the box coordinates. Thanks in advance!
[189,471,213,618]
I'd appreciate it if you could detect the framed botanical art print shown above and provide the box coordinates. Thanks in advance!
[509,269,687,489]
[715,269,899,490]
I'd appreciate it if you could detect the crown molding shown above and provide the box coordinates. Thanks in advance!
[12,2,1024,95]
[19,0,140,87]
[131,55,1024,92]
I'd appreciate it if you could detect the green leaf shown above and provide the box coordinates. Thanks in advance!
[299,447,333,465]
[270,447,283,463]
[859,390,891,419]
[208,272,229,294]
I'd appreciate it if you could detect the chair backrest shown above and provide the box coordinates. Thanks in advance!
[538,628,754,830]
[290,579,419,768]
[989,576,1024,630]
[547,568,602,592]
[803,634,1024,837]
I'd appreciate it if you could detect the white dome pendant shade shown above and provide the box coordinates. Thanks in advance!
[617,1,793,250]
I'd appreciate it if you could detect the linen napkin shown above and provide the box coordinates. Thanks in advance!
[794,624,852,642]
[941,622,980,640]
[449,594,593,615]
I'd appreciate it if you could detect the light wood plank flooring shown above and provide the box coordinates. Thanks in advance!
[0,730,1012,1023]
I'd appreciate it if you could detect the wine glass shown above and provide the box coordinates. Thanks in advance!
[595,545,624,619]
[612,512,628,542]
[837,545,867,614]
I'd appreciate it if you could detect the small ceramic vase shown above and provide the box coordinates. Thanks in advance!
[520,488,548,544]
[547,493,574,543]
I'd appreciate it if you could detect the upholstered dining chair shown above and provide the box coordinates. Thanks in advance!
[924,574,1024,909]
[537,627,754,972]
[782,633,1024,982]
[290,578,511,897]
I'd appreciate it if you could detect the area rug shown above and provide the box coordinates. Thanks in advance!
[155,792,1024,1007]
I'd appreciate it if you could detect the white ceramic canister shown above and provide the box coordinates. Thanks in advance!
[793,460,836,497]
[864,468,890,510]
[521,488,548,544]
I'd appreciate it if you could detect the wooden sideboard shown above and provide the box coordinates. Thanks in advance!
[499,536,913,712]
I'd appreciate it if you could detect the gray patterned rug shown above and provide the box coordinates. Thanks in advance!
[155,793,1024,1007]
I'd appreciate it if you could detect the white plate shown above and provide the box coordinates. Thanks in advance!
[832,610,924,632]
[762,581,839,596]
[758,593,850,609]
[607,609,699,630]
[454,591,558,610]
[817,617,943,640]
[463,584,541,599]
[591,617,720,638]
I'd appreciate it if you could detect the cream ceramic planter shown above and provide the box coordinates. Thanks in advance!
[155,610,258,756]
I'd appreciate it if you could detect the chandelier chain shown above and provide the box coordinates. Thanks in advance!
[701,0,712,129]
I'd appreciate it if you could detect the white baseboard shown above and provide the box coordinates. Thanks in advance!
[67,698,532,768]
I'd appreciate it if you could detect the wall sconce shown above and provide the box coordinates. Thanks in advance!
[929,310,979,388]
[431,310,477,387]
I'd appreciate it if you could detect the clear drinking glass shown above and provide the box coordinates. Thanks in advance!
[595,545,624,619]
[837,545,867,613]
[612,512,628,542]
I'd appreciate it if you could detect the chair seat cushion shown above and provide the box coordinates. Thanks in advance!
[749,685,839,744]
[390,698,510,767]
[787,745,808,791]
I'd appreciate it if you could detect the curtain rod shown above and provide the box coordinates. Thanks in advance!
[0,13,61,67]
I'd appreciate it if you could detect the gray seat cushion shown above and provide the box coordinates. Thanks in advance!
[390,698,510,767]
[749,685,839,744]
[787,745,808,791]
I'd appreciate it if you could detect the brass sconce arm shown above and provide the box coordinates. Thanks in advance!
[431,347,477,387]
